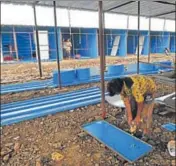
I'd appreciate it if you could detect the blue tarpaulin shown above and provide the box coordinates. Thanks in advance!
[82,120,152,163]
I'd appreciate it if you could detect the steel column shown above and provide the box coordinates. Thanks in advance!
[68,7,73,58]
[98,1,106,119]
[102,11,106,71]
[68,8,72,38]
[148,17,151,62]
[127,15,129,56]
[137,1,140,74]
[12,26,19,61]
[33,4,42,77]
[0,1,2,64]
[175,2,176,56]
[53,1,62,89]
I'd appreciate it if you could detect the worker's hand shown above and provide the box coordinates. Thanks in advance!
[130,121,137,133]
[133,116,141,125]
[127,117,133,126]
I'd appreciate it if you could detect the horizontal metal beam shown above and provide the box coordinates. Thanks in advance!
[106,1,135,12]
[154,1,175,6]
[151,10,176,17]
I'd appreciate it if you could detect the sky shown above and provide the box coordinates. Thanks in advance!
[1,3,175,32]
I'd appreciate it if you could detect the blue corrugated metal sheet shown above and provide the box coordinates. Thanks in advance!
[170,33,175,53]
[82,120,152,162]
[1,87,101,126]
[162,123,176,132]
[1,79,56,94]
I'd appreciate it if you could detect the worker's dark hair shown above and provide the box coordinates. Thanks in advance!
[107,78,124,96]
[107,77,133,96]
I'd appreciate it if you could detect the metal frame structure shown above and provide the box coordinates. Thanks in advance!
[137,1,140,74]
[98,0,175,118]
[98,1,106,118]
[1,1,175,117]
[33,3,42,77]
[53,1,62,89]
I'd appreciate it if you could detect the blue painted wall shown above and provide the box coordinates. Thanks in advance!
[15,26,34,60]
[142,32,149,55]
[127,30,138,54]
[1,26,16,58]
[1,25,175,60]
[150,31,170,53]
[2,26,63,61]
[61,28,98,58]
[118,30,127,56]
[127,30,148,55]
[170,33,175,53]
[141,31,149,56]
[162,32,170,52]
[104,29,127,56]
[48,27,63,60]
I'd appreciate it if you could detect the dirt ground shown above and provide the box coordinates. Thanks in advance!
[1,54,176,166]
[1,54,175,84]
[1,81,176,166]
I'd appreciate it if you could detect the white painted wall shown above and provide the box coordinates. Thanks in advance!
[70,10,98,28]
[129,16,150,30]
[56,8,69,27]
[104,13,127,29]
[36,6,54,26]
[128,16,138,30]
[1,4,34,25]
[165,20,175,32]
[151,18,165,31]
[1,3,174,32]
[140,17,149,31]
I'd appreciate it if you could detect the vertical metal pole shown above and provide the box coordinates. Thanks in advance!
[29,33,33,59]
[102,12,106,70]
[99,1,106,119]
[148,17,151,62]
[13,26,19,61]
[53,1,62,89]
[162,19,166,52]
[175,2,176,56]
[106,34,108,55]
[33,4,42,77]
[156,35,157,53]
[72,34,75,56]
[137,1,140,74]
[0,1,3,64]
[68,8,72,38]
[127,15,129,56]
[68,7,73,58]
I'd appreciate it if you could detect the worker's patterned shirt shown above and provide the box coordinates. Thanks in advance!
[121,75,156,103]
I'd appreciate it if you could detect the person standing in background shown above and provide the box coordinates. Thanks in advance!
[64,39,72,60]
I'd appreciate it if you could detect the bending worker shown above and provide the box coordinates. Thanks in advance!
[107,75,156,137]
